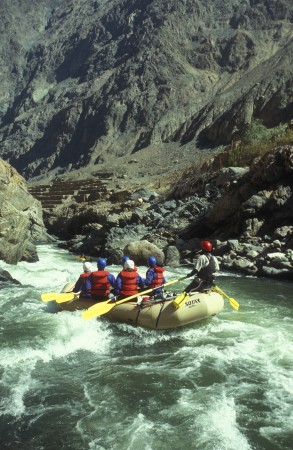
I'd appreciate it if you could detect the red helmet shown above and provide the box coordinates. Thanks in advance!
[201,240,213,252]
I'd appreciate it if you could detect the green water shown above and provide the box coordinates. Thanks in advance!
[0,245,292,450]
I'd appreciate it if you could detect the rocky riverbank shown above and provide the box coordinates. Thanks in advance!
[42,146,293,281]
[0,158,53,266]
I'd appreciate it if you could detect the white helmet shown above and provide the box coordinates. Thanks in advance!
[83,261,93,272]
[124,259,135,270]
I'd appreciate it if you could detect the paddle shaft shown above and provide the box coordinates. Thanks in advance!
[111,276,188,306]
[82,276,189,320]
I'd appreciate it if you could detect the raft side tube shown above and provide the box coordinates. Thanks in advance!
[58,284,224,329]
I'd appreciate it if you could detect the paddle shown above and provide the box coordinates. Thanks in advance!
[212,285,240,310]
[172,292,190,310]
[82,276,189,320]
[41,292,79,303]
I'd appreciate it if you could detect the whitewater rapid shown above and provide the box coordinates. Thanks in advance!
[0,244,292,450]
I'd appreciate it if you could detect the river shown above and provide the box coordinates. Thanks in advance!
[0,244,292,450]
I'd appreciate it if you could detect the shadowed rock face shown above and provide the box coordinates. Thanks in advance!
[0,159,49,264]
[178,147,293,241]
[0,0,292,179]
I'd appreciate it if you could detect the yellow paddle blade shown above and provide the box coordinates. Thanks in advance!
[55,293,78,303]
[172,292,189,310]
[213,286,240,311]
[82,301,116,320]
[40,292,77,303]
[41,292,59,302]
[227,296,239,311]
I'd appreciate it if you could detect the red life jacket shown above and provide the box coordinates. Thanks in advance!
[148,266,165,288]
[120,270,139,296]
[90,270,110,297]
[79,272,91,289]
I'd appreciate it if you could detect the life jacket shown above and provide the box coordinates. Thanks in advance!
[79,272,91,291]
[120,270,139,296]
[90,270,111,297]
[147,266,165,288]
[198,254,218,281]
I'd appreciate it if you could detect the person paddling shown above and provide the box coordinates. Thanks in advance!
[184,240,219,293]
[145,256,166,298]
[86,257,116,301]
[73,261,93,298]
[114,259,144,300]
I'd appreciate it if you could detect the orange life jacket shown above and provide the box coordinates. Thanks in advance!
[78,272,91,291]
[120,270,139,296]
[147,266,165,288]
[80,272,91,280]
[90,270,110,297]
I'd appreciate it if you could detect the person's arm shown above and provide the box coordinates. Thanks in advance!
[81,276,92,298]
[114,273,122,295]
[137,275,145,290]
[187,255,207,277]
[73,276,82,293]
[108,273,116,288]
[214,256,220,271]
[145,268,154,287]
[187,267,197,277]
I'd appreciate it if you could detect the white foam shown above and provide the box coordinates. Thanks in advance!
[157,388,251,450]
[197,394,252,450]
[0,312,113,417]
[125,413,154,449]
[1,314,112,369]
[1,362,38,416]
[87,413,154,450]
[1,244,84,291]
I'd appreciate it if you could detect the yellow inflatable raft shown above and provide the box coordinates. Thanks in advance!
[59,283,224,330]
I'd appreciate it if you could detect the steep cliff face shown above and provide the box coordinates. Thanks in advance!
[0,159,49,264]
[177,146,293,241]
[0,0,292,179]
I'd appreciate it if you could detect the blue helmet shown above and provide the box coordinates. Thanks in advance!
[97,257,107,269]
[121,255,130,265]
[148,256,157,266]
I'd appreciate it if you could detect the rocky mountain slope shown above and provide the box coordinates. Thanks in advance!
[0,0,292,180]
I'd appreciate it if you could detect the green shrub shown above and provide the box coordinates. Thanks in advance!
[227,120,292,166]
[242,118,287,145]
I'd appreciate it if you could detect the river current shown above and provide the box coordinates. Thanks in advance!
[0,244,292,450]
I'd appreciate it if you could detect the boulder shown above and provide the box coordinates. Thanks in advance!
[0,159,49,264]
[164,245,180,267]
[215,167,249,187]
[130,189,159,202]
[273,225,293,240]
[123,240,165,266]
[0,268,21,285]
[261,266,293,279]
